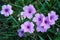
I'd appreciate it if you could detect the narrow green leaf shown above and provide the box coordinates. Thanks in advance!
[47,34,52,40]
[11,16,19,25]
[38,35,44,40]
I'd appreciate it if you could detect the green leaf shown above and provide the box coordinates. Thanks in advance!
[55,37,60,40]
[47,34,52,40]
[38,35,44,40]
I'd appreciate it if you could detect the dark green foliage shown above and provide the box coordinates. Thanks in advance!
[0,0,60,40]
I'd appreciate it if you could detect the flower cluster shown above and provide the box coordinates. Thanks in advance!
[0,4,58,37]
[17,4,58,37]
[33,11,58,32]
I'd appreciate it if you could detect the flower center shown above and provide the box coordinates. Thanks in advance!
[29,10,31,13]
[50,16,53,20]
[41,26,44,28]
[27,26,30,29]
[5,9,9,12]
[45,20,48,24]
[21,31,24,34]
[28,8,31,13]
[38,18,42,21]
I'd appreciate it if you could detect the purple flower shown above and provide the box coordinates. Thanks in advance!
[36,23,50,33]
[1,4,13,17]
[33,13,45,26]
[36,26,47,33]
[17,29,24,37]
[22,4,36,19]
[21,21,34,33]
[48,11,58,25]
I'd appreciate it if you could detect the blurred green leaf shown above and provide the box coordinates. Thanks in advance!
[47,34,52,40]
[55,37,60,40]
[38,35,44,40]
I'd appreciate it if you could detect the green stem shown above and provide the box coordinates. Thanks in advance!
[11,16,19,25]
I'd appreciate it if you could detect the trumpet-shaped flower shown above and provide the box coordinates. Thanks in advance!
[22,4,36,19]
[1,4,13,17]
[21,21,34,33]
[48,11,58,25]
